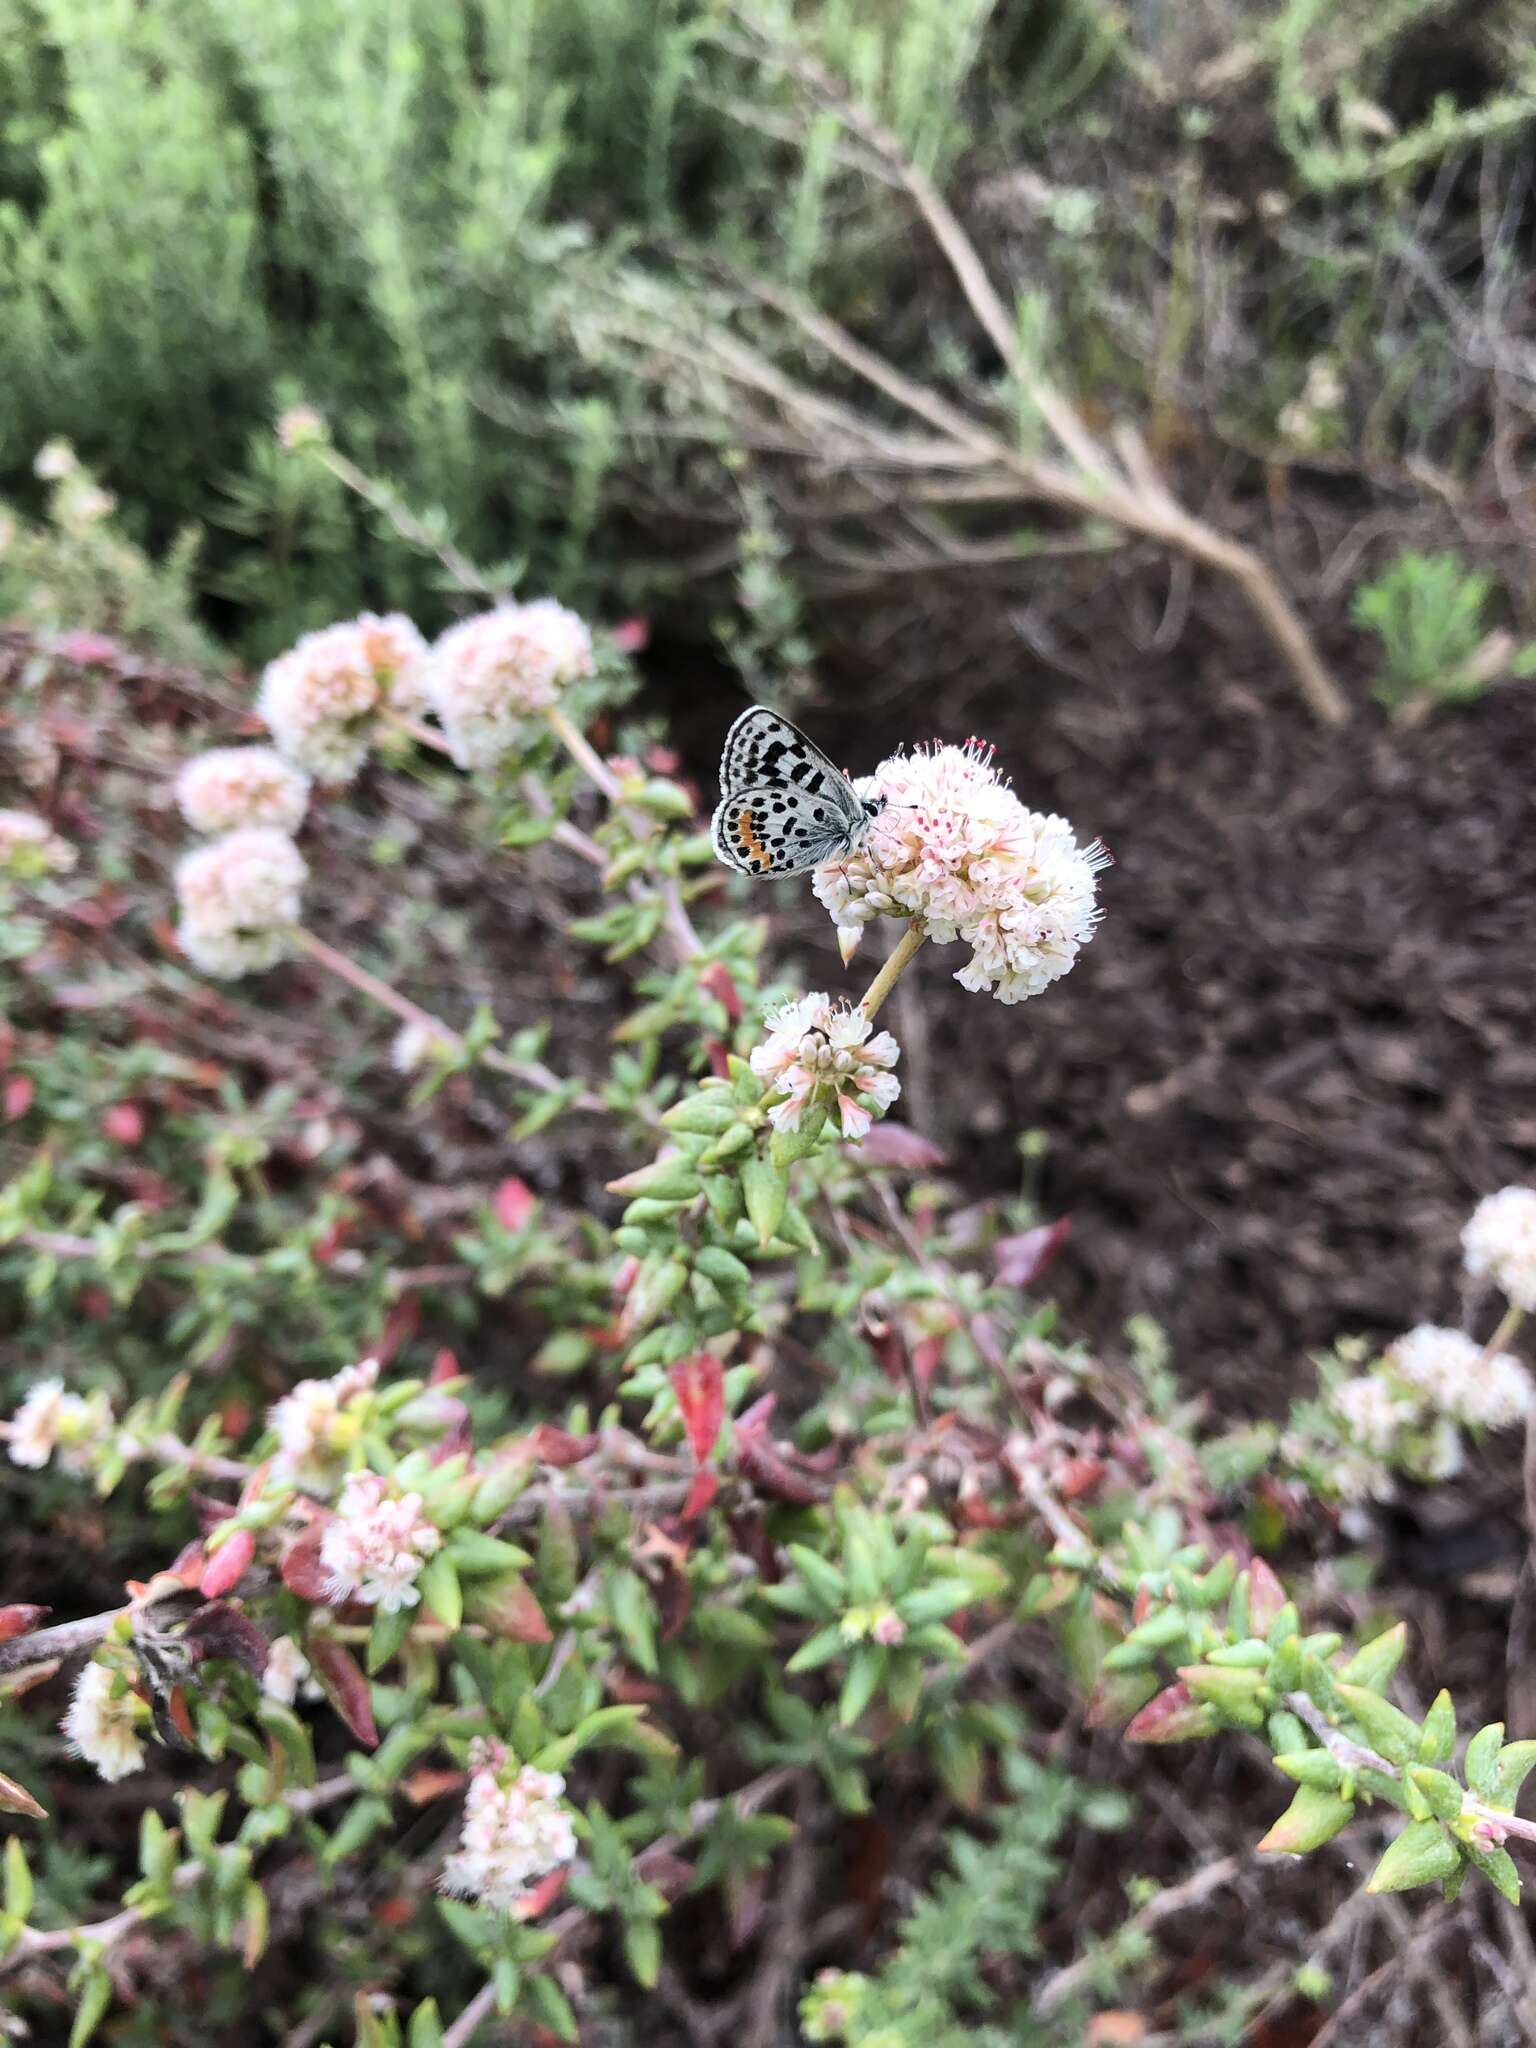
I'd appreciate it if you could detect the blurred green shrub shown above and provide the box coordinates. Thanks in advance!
[0,0,1011,659]
[1351,548,1536,718]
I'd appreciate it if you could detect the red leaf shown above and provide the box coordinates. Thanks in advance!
[3,1076,34,1121]
[911,1336,944,1389]
[514,1867,570,1921]
[428,1347,460,1385]
[1124,1680,1218,1745]
[0,1605,49,1643]
[0,1770,47,1820]
[279,1526,335,1602]
[375,1294,420,1367]
[612,1255,641,1300]
[736,1431,827,1506]
[857,1122,948,1171]
[80,1287,114,1322]
[698,963,743,1025]
[307,1636,379,1747]
[670,1353,724,1463]
[610,617,650,655]
[472,1574,553,1644]
[994,1218,1072,1290]
[1246,1556,1287,1636]
[492,1177,536,1232]
[531,1424,599,1467]
[704,1038,732,1080]
[1055,1456,1107,1501]
[682,1470,719,1521]
[100,1102,146,1146]
[199,1528,255,1599]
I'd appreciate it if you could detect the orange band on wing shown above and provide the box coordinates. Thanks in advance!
[735,805,771,866]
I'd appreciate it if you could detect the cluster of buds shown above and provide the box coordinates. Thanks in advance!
[439,1744,578,1912]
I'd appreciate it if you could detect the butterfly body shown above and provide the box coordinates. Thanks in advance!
[711,705,884,878]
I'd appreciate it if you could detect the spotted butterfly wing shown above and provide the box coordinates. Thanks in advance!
[713,706,871,879]
[712,783,860,877]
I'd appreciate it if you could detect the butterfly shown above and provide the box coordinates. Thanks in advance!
[711,705,886,878]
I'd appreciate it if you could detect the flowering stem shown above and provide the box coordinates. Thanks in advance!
[857,922,927,1023]
[1485,1303,1526,1362]
[291,927,600,1107]
[314,447,507,602]
[546,703,623,802]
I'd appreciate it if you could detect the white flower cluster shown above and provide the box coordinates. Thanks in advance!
[174,825,307,978]
[1389,1324,1534,1430]
[5,1378,108,1472]
[175,747,310,836]
[812,740,1107,1005]
[390,1020,458,1075]
[749,991,900,1142]
[319,1469,441,1611]
[423,600,594,770]
[257,614,428,782]
[62,1660,147,1782]
[440,1758,578,1913]
[267,1357,380,1486]
[261,1635,313,1706]
[1463,1187,1536,1314]
[0,808,76,880]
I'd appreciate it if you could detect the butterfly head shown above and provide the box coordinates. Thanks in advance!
[861,794,887,822]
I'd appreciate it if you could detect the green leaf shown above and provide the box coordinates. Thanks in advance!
[367,1603,416,1675]
[1257,1785,1355,1854]
[528,1972,580,2041]
[1467,1840,1522,1905]
[417,1553,463,1632]
[786,1545,847,1613]
[624,1918,662,1989]
[609,1569,659,1675]
[1366,1819,1461,1894]
[786,1624,848,1675]
[1406,1767,1463,1824]
[1273,1750,1344,1791]
[1491,1740,1536,1811]
[3,1838,32,1921]
[838,1645,883,1726]
[1465,1722,1505,1798]
[69,1968,112,2048]
[1337,1622,1408,1690]
[740,1157,788,1248]
[407,1999,445,2048]
[1417,1689,1456,1764]
[1336,1682,1421,1765]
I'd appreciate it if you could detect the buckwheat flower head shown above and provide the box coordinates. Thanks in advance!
[1403,1417,1465,1486]
[1389,1324,1536,1430]
[1329,1448,1397,1506]
[749,991,900,1141]
[319,1469,441,1611]
[175,827,306,979]
[355,611,432,715]
[257,622,384,781]
[812,740,1108,1004]
[440,1762,578,1914]
[262,1635,312,1706]
[0,809,76,879]
[1463,1187,1536,1312]
[7,1378,86,1469]
[424,600,595,770]
[390,1020,457,1075]
[268,1356,379,1486]
[34,438,77,481]
[175,747,311,836]
[1330,1374,1417,1456]
[62,1660,146,1782]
